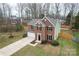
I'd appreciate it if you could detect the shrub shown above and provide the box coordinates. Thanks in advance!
[74,23,79,29]
[41,40,47,44]
[9,35,14,38]
[60,31,73,40]
[51,40,59,46]
[39,14,44,19]
[23,33,27,37]
[16,24,24,32]
[8,34,14,38]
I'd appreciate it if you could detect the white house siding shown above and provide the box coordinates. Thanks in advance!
[54,21,61,40]
[27,32,35,38]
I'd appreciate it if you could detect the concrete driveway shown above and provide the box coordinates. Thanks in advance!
[0,37,35,56]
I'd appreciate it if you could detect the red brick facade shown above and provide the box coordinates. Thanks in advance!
[27,18,55,42]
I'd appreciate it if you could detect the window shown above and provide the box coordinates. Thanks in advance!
[37,24,42,31]
[47,35,52,40]
[31,25,34,29]
[39,27,42,30]
[37,26,42,30]
[37,26,39,30]
[47,27,52,31]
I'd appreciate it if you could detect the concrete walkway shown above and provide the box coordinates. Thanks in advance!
[0,37,35,56]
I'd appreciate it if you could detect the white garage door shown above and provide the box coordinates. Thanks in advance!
[27,32,35,37]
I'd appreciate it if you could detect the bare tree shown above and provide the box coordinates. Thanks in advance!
[0,4,3,32]
[1,3,12,23]
[0,3,12,32]
[1,3,8,24]
[7,4,12,19]
[0,4,3,24]
[64,3,78,28]
[69,3,76,28]
[42,3,50,16]
[16,3,27,19]
[26,3,50,19]
[63,3,69,20]
[26,3,39,19]
[54,3,61,19]
[37,3,43,17]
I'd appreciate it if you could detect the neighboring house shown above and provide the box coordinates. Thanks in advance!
[10,16,22,24]
[27,16,61,43]
[60,20,66,25]
[22,18,32,24]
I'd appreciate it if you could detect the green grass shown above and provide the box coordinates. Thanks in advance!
[12,45,52,56]
[58,31,79,47]
[57,37,77,55]
[73,32,79,38]
[11,31,79,56]
[58,39,73,47]
[59,32,79,56]
[0,32,24,48]
[72,32,79,55]
[12,39,76,56]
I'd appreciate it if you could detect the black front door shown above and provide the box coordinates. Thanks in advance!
[38,35,40,41]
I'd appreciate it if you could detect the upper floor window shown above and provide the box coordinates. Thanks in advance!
[47,26,52,31]
[37,26,42,31]
[36,24,42,31]
[31,25,34,29]
[39,27,42,30]
[37,26,39,30]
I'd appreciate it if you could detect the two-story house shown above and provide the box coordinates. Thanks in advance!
[27,16,61,43]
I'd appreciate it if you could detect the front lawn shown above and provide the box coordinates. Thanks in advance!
[58,38,76,55]
[73,32,79,38]
[0,32,24,48]
[59,31,79,56]
[58,38,73,47]
[12,44,53,56]
[73,32,79,55]
[12,39,76,56]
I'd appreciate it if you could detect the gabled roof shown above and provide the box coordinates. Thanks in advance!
[28,16,60,27]
[42,17,58,27]
[28,19,46,27]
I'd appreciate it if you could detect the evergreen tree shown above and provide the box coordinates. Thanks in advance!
[0,8,3,18]
[65,11,72,25]
[16,23,24,31]
[74,12,79,29]
[39,14,44,19]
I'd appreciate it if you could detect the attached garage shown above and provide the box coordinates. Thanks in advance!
[27,32,35,38]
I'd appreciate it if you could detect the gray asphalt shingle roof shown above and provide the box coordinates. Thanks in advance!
[28,17,60,27]
[28,19,46,27]
[45,17,58,26]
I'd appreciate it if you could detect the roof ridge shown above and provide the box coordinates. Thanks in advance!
[42,16,55,27]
